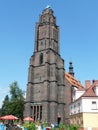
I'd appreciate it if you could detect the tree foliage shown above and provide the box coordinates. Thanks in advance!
[10,82,24,101]
[1,95,10,116]
[0,81,25,119]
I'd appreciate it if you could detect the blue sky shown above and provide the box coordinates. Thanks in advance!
[0,0,98,108]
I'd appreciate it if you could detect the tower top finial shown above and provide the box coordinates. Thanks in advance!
[45,5,51,9]
[42,5,53,15]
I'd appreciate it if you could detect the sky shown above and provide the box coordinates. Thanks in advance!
[0,0,98,108]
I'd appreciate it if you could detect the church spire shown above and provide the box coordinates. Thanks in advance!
[69,61,74,77]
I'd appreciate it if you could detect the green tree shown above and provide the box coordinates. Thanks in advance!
[9,81,25,119]
[1,81,25,119]
[1,95,10,116]
[10,81,24,101]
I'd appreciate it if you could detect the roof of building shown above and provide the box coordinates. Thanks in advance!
[82,85,96,97]
[65,72,84,89]
[65,71,98,101]
[82,80,98,97]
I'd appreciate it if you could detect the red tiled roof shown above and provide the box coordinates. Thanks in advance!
[83,85,96,97]
[82,80,98,97]
[65,72,84,89]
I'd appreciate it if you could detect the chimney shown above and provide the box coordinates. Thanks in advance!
[85,80,91,89]
[92,80,98,85]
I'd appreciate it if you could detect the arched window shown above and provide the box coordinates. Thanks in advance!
[39,53,43,64]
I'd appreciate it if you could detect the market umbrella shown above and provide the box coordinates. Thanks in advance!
[23,117,34,122]
[0,115,18,120]
[0,115,8,120]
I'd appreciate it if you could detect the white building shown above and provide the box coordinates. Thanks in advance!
[70,80,98,130]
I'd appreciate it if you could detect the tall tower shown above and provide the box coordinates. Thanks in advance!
[24,6,65,123]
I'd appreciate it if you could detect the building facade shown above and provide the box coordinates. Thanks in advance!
[24,6,66,123]
[70,80,98,130]
[65,67,84,124]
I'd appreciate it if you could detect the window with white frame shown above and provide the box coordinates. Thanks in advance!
[71,106,73,115]
[73,91,76,102]
[74,104,76,113]
[78,102,80,113]
[92,101,97,109]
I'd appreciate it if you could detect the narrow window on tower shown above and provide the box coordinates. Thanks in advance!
[39,53,43,64]
[45,40,46,48]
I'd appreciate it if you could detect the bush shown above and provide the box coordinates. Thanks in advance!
[24,122,36,130]
[59,124,78,130]
[59,123,66,130]
[70,125,78,130]
[65,125,78,130]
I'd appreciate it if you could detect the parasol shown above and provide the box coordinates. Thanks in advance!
[0,115,18,120]
[23,117,34,122]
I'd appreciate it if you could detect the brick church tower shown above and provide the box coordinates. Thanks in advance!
[24,6,66,123]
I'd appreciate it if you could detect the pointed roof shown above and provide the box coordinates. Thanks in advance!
[82,80,98,97]
[65,72,84,89]
[83,85,96,97]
